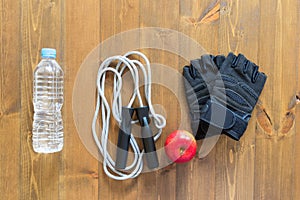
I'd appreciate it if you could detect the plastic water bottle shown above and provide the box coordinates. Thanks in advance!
[32,48,64,153]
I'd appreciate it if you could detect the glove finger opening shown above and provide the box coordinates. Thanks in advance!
[183,65,195,81]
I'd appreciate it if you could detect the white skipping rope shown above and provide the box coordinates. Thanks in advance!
[92,51,166,180]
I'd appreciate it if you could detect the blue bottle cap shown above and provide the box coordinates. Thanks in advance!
[41,48,56,59]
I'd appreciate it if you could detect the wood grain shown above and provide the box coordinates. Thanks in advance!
[139,1,170,199]
[0,0,21,199]
[253,0,298,199]
[217,0,260,199]
[178,0,220,200]
[64,0,100,199]
[0,0,299,199]
[140,1,179,199]
[98,0,140,199]
[295,89,300,198]
[293,2,300,199]
[20,0,64,199]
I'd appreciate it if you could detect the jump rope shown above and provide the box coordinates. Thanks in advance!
[92,51,166,180]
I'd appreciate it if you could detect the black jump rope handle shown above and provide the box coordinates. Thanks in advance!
[115,107,134,170]
[141,117,159,169]
[136,107,159,169]
[115,106,159,170]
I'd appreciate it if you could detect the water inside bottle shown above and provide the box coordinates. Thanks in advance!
[32,57,64,153]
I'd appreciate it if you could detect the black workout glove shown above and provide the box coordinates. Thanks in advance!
[183,55,225,139]
[206,53,267,140]
[183,53,267,141]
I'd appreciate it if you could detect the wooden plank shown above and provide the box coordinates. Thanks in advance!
[97,0,140,199]
[133,1,158,200]
[0,0,21,199]
[64,0,100,199]
[277,1,298,199]
[20,0,64,199]
[98,2,114,199]
[138,1,182,200]
[217,0,261,199]
[253,1,280,198]
[294,66,300,192]
[253,0,298,199]
[178,0,220,199]
[293,1,300,199]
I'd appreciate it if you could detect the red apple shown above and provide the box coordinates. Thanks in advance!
[164,130,197,163]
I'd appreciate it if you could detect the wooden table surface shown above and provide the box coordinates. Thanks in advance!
[1,0,299,199]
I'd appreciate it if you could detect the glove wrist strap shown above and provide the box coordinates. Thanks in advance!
[199,100,249,141]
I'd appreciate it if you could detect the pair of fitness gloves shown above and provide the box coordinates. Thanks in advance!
[183,52,267,141]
